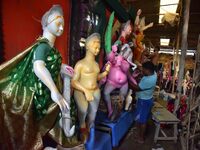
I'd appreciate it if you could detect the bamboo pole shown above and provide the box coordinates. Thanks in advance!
[176,1,191,149]
[174,0,191,113]
[185,34,200,150]
[172,33,180,93]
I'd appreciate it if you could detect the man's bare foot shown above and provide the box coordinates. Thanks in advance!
[137,139,144,144]
[133,132,139,138]
[136,138,144,144]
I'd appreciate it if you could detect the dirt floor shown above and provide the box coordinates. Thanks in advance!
[114,121,182,150]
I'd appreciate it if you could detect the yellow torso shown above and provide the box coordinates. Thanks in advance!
[79,59,100,90]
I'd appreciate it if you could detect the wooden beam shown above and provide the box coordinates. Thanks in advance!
[184,35,200,150]
[172,33,180,93]
[175,0,191,114]
[175,0,191,149]
[105,0,130,22]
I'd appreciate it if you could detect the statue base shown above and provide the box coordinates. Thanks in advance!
[93,130,112,150]
[95,110,135,147]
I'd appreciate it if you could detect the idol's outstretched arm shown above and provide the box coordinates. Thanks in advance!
[98,63,110,81]
[33,60,69,112]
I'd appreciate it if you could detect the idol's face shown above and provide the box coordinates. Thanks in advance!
[47,13,64,36]
[87,38,100,56]
[125,24,132,36]
[115,55,123,66]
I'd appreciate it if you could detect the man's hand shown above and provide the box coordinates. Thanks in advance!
[84,90,94,102]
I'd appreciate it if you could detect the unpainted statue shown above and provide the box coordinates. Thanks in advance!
[71,33,110,150]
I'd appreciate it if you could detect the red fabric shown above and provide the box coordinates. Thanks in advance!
[80,128,88,133]
[112,34,117,44]
[99,49,105,69]
[119,36,127,45]
[2,0,71,63]
[167,103,174,113]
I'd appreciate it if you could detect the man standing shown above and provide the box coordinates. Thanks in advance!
[129,61,157,143]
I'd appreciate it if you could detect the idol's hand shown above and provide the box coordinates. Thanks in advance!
[105,63,111,73]
[51,91,70,112]
[137,9,142,16]
[148,22,154,28]
[59,98,70,113]
[84,90,94,102]
[112,45,118,53]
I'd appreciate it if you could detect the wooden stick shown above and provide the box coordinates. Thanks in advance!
[172,33,180,93]
[174,0,191,113]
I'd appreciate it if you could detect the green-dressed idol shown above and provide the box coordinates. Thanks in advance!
[0,5,80,150]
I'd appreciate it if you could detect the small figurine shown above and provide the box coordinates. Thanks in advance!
[71,33,110,150]
[183,70,192,96]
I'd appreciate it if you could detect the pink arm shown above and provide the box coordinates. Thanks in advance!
[120,60,130,73]
[106,45,118,63]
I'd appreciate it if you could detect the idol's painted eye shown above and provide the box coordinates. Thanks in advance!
[56,21,61,27]
[55,20,64,29]
[48,16,64,26]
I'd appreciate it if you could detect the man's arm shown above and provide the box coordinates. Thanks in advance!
[129,81,141,91]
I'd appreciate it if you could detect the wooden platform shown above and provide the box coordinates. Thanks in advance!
[152,102,180,143]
